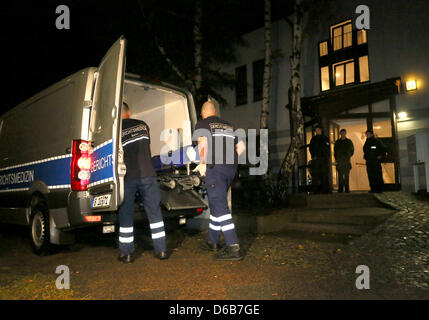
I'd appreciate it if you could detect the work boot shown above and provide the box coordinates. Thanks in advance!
[154,251,168,260]
[200,241,221,252]
[214,244,243,261]
[118,253,134,264]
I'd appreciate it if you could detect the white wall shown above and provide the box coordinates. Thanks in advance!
[219,0,429,179]
[219,20,296,172]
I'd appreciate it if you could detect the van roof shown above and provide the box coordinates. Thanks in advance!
[2,67,96,119]
[1,69,193,119]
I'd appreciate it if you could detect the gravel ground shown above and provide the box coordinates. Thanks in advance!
[0,191,428,300]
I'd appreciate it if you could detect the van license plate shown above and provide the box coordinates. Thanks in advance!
[103,225,115,234]
[92,194,111,208]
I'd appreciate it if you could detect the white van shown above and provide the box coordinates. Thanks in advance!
[0,37,207,254]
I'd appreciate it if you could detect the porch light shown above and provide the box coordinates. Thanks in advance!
[406,80,417,91]
[397,112,408,120]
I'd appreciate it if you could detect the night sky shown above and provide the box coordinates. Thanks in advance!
[0,0,291,116]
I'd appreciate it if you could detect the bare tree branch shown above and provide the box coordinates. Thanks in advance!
[136,0,193,90]
[193,0,203,93]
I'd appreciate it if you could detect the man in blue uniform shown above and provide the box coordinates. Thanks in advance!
[363,130,387,193]
[194,101,244,261]
[117,102,167,264]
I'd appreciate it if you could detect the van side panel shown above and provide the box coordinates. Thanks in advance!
[0,69,95,216]
[0,70,94,168]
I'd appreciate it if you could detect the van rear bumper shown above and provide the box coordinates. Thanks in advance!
[67,191,117,228]
[66,188,206,229]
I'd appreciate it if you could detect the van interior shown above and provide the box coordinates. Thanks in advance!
[123,79,193,159]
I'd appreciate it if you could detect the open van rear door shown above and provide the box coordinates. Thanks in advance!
[88,36,126,211]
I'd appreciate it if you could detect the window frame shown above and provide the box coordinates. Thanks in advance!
[357,29,367,45]
[359,55,370,83]
[333,59,355,87]
[320,66,330,91]
[319,41,328,57]
[330,20,353,51]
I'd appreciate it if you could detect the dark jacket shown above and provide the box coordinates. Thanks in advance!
[195,115,238,167]
[122,118,156,179]
[309,134,330,160]
[363,137,387,162]
[334,138,354,170]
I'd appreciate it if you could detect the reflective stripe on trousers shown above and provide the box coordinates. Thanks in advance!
[118,176,167,255]
[205,165,239,246]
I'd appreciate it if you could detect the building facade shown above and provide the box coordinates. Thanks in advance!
[218,0,429,192]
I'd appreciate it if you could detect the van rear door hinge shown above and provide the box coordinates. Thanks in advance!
[83,100,93,108]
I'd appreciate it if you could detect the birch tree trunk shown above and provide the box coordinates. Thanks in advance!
[260,0,271,131]
[260,0,272,180]
[193,0,203,96]
[278,0,305,186]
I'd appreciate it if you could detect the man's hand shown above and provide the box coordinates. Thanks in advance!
[236,140,246,156]
[197,136,208,164]
[193,163,207,176]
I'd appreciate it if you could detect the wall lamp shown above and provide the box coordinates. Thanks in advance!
[397,111,409,121]
[406,80,417,91]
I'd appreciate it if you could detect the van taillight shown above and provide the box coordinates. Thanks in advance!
[71,139,92,191]
[84,215,101,222]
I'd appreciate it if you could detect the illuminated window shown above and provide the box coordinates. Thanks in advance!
[343,23,352,47]
[321,66,330,91]
[345,62,354,84]
[332,27,342,50]
[359,56,370,82]
[357,30,367,45]
[330,20,352,51]
[333,60,354,87]
[335,64,344,86]
[319,41,328,56]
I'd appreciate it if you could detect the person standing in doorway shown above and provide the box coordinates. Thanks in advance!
[309,125,331,193]
[334,129,354,193]
[363,130,387,193]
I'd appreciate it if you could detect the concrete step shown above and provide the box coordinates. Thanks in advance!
[280,222,372,235]
[292,207,394,226]
[290,193,382,209]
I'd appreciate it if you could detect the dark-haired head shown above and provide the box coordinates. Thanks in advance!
[122,101,131,119]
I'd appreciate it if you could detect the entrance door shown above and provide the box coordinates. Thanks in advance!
[372,117,396,186]
[330,118,370,191]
